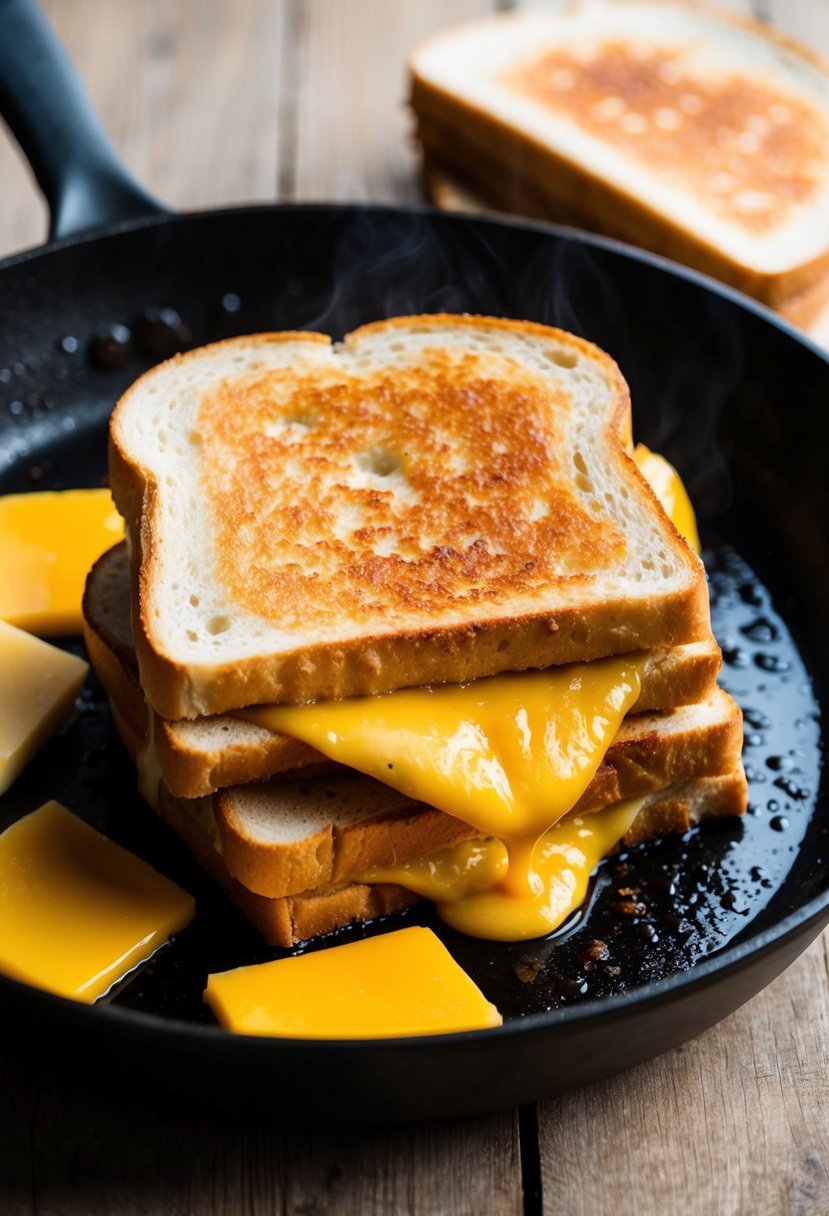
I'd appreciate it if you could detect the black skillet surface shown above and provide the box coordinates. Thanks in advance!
[0,0,827,1122]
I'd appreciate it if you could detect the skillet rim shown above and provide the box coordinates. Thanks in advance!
[2,198,829,364]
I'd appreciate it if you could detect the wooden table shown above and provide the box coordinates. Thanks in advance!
[1,3,828,1213]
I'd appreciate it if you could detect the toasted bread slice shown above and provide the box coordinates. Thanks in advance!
[106,672,746,947]
[95,603,743,904]
[411,4,829,305]
[83,543,722,797]
[109,316,710,719]
[159,770,747,947]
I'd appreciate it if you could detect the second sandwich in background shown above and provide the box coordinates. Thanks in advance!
[411,2,829,344]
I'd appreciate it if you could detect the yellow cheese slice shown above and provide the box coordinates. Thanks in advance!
[0,619,88,794]
[0,488,124,635]
[633,444,701,553]
[205,926,502,1037]
[0,801,195,1002]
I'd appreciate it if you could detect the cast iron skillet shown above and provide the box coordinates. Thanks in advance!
[0,0,828,1122]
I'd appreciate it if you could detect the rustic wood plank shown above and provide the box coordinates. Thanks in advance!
[0,1046,522,1216]
[760,0,829,45]
[290,0,497,203]
[0,0,286,258]
[537,935,829,1216]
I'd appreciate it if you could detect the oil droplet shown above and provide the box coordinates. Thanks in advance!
[559,977,588,999]
[766,755,795,772]
[90,323,134,369]
[755,653,791,673]
[59,335,79,354]
[135,306,189,357]
[221,292,242,313]
[743,708,772,730]
[769,815,789,832]
[773,776,808,800]
[723,646,750,668]
[741,618,779,643]
[738,581,763,607]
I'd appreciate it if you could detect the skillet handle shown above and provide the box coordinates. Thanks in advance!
[0,0,168,241]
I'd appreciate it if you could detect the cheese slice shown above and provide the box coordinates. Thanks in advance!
[0,801,195,1002]
[205,926,502,1037]
[633,444,700,552]
[0,488,124,635]
[0,620,88,795]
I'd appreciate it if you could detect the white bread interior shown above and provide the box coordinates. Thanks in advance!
[110,316,709,718]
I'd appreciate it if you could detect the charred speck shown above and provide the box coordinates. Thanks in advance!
[611,899,647,917]
[513,959,545,984]
[90,323,134,370]
[722,646,750,669]
[635,923,659,943]
[580,939,609,965]
[134,306,190,357]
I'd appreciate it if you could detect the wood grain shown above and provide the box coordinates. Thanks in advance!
[538,935,829,1216]
[0,1045,522,1216]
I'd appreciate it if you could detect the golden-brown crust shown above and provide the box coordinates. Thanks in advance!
[410,7,829,304]
[84,546,720,801]
[621,766,748,847]
[158,783,418,948]
[109,318,709,719]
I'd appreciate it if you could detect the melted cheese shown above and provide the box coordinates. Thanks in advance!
[363,798,644,941]
[0,801,195,1002]
[205,926,501,1037]
[0,488,124,635]
[0,620,88,795]
[239,657,643,939]
[633,444,700,553]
